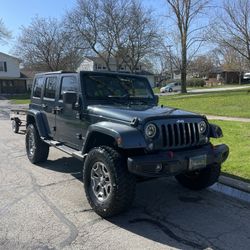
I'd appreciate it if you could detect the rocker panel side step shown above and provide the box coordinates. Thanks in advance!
[43,139,86,161]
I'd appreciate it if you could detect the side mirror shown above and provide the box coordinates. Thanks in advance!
[63,91,77,104]
[154,95,159,105]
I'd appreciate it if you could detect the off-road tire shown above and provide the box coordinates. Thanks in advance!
[26,124,49,164]
[83,146,136,218]
[12,119,19,133]
[175,164,221,190]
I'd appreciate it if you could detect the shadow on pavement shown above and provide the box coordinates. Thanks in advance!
[37,155,250,250]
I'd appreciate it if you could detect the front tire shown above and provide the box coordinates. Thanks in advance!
[175,164,221,190]
[83,146,136,218]
[26,124,49,164]
[169,88,173,92]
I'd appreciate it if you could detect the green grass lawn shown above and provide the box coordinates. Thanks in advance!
[9,94,31,104]
[159,89,250,118]
[210,120,250,181]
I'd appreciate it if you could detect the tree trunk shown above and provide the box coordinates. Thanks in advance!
[238,72,242,85]
[181,44,187,93]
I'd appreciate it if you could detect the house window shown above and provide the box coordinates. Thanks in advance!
[103,66,106,69]
[0,61,7,72]
[98,64,102,69]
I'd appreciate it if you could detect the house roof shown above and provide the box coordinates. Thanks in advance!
[85,56,118,65]
[0,52,21,62]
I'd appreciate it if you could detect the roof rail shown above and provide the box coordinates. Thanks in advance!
[36,70,76,75]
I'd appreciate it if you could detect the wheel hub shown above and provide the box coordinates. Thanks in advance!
[28,132,35,156]
[91,162,112,201]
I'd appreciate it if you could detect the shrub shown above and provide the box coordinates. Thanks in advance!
[186,78,205,87]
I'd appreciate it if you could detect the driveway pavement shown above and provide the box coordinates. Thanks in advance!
[0,102,250,250]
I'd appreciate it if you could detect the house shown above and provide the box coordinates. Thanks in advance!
[0,52,28,94]
[77,56,155,87]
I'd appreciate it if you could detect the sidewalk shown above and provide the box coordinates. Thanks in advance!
[188,85,250,93]
[206,115,250,123]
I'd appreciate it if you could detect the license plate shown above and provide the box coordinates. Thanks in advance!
[189,155,207,171]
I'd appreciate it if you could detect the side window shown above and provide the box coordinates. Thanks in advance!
[60,76,78,99]
[44,77,57,99]
[33,77,44,98]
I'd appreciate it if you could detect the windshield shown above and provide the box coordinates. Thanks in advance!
[84,74,154,101]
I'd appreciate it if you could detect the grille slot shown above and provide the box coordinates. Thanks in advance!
[161,122,200,148]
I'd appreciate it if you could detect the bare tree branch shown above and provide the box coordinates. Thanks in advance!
[15,17,83,71]
[0,18,11,44]
[165,0,209,93]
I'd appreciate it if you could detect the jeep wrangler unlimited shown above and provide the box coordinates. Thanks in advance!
[26,71,229,217]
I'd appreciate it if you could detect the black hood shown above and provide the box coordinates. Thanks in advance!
[87,104,203,123]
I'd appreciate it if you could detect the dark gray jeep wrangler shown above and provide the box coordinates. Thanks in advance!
[26,71,229,217]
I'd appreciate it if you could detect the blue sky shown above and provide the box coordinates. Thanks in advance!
[1,0,166,55]
[0,0,218,55]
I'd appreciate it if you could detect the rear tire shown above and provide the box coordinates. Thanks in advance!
[83,146,136,218]
[169,88,173,92]
[12,120,19,133]
[175,164,221,190]
[26,124,49,164]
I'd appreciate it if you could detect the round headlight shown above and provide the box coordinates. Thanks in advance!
[199,121,207,134]
[145,123,157,138]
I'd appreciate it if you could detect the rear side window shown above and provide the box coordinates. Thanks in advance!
[33,77,44,98]
[60,76,78,99]
[44,77,57,99]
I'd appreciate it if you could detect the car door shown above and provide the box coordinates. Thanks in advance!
[177,82,182,91]
[54,74,84,150]
[42,75,58,138]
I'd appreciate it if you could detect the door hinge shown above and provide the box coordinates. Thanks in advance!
[53,126,56,131]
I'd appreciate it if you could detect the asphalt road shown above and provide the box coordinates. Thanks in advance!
[0,103,250,250]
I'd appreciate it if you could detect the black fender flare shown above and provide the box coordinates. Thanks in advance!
[26,110,50,138]
[83,121,147,153]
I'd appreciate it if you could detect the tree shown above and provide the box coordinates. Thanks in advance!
[15,17,83,71]
[165,0,209,93]
[213,46,246,84]
[66,0,159,72]
[0,18,11,44]
[210,0,250,70]
[121,1,159,72]
[188,55,214,78]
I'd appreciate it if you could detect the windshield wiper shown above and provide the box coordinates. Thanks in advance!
[107,95,129,105]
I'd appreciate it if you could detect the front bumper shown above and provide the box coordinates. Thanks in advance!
[127,144,229,177]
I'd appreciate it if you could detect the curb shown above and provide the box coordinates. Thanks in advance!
[218,175,250,193]
[210,175,250,204]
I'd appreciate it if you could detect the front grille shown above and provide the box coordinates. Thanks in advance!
[161,122,200,148]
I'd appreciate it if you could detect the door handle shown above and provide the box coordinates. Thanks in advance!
[42,104,47,109]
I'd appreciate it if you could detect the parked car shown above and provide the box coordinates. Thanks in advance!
[24,71,229,218]
[160,82,182,93]
[243,73,250,80]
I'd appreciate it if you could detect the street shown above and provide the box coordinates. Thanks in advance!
[0,106,249,250]
[157,85,250,96]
